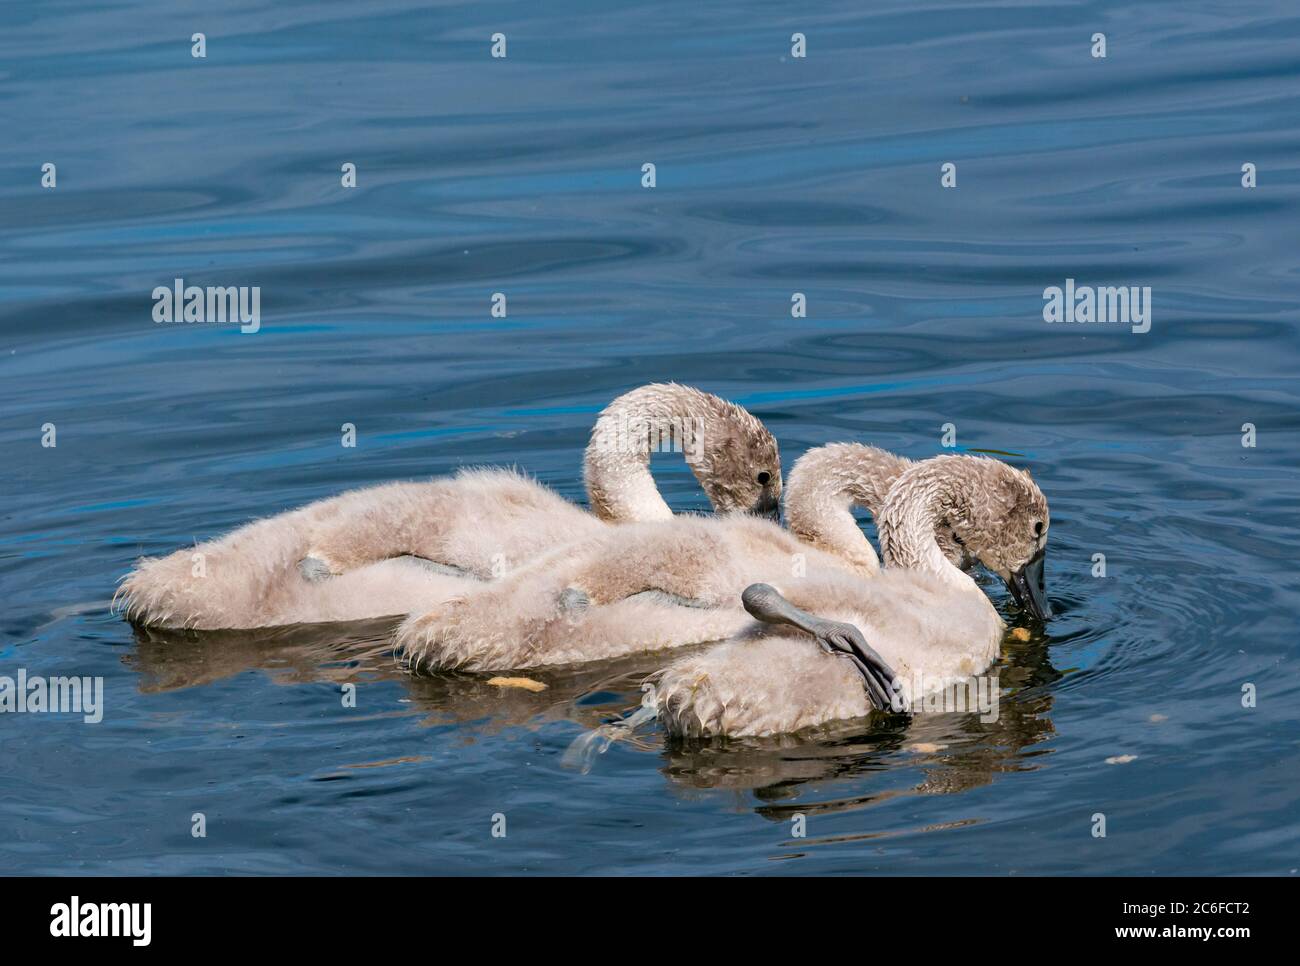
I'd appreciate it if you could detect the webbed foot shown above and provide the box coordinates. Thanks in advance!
[558,587,589,615]
[299,556,337,582]
[741,583,906,712]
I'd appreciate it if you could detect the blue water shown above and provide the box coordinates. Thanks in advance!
[3,0,1299,875]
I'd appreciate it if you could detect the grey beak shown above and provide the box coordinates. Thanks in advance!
[1005,547,1052,620]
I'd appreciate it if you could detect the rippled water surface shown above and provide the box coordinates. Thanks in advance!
[3,0,1299,874]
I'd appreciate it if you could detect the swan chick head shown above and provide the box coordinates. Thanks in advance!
[681,389,782,518]
[942,456,1051,619]
[585,383,782,520]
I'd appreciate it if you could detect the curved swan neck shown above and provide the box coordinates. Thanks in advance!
[583,383,723,522]
[878,457,978,592]
[784,444,912,576]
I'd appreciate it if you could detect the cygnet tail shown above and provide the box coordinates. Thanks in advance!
[114,512,311,630]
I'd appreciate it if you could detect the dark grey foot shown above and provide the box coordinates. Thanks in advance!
[625,589,715,609]
[558,587,589,615]
[395,555,473,578]
[741,583,907,712]
[299,556,335,582]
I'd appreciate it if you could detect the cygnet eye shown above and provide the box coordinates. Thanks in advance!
[756,471,771,486]
[1033,521,1044,538]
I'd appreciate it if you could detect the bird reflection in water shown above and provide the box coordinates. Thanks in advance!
[126,620,1060,807]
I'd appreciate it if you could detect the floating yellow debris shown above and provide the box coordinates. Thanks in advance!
[486,676,547,692]
[906,742,948,754]
[1105,754,1138,765]
[1149,713,1168,723]
[1008,627,1031,642]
